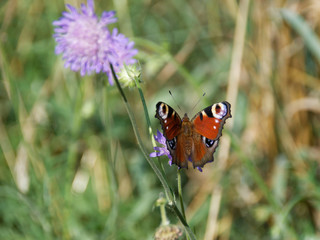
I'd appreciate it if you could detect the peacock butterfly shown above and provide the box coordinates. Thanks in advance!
[155,101,231,169]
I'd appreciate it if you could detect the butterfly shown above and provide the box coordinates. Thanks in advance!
[155,101,231,169]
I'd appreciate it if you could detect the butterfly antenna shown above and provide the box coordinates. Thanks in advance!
[169,90,182,112]
[191,92,206,113]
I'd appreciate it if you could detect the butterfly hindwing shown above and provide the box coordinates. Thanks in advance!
[191,133,219,168]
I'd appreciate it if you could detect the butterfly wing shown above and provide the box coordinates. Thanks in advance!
[155,102,182,140]
[155,102,188,168]
[191,101,231,168]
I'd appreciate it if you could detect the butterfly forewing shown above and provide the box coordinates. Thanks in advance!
[155,102,182,140]
[192,101,231,140]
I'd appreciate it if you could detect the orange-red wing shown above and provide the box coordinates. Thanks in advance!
[191,134,218,168]
[155,102,182,140]
[191,101,231,169]
[192,101,231,140]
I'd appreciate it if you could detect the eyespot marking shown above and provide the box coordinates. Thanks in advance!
[167,137,177,150]
[167,105,174,118]
[211,102,228,119]
[158,103,168,119]
[202,136,215,148]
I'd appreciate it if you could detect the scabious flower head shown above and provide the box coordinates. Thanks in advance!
[150,130,173,165]
[53,0,138,85]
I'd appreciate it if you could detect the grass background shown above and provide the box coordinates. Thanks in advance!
[1,0,320,239]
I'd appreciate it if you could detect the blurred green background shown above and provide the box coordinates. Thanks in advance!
[1,0,320,239]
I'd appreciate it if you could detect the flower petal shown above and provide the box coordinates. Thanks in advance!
[53,0,137,81]
[149,130,172,163]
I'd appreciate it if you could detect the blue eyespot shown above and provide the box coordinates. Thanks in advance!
[167,137,177,150]
[203,137,215,148]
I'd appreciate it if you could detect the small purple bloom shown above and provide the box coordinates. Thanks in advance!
[53,0,138,85]
[150,130,172,165]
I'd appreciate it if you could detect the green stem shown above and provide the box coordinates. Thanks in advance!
[160,204,169,226]
[157,195,170,226]
[178,169,190,240]
[110,64,196,239]
[110,64,172,201]
[177,169,186,220]
[130,67,165,173]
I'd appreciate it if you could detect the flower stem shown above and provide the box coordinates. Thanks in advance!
[110,64,196,240]
[130,65,165,173]
[177,169,191,240]
[177,169,186,220]
[110,64,172,200]
[156,194,170,226]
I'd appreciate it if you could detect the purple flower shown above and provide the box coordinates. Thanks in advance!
[53,0,138,85]
[150,130,173,165]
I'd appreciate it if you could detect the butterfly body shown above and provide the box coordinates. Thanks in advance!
[155,101,231,169]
